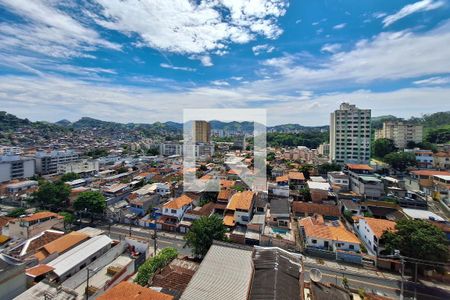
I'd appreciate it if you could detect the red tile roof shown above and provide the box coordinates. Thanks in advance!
[346,164,373,171]
[16,211,62,222]
[411,170,450,177]
[26,264,54,277]
[163,195,194,210]
[292,202,340,217]
[362,217,396,238]
[97,282,173,300]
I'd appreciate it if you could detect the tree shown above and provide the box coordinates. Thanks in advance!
[299,164,313,180]
[7,207,26,218]
[135,247,178,286]
[318,162,341,174]
[59,212,75,230]
[425,127,450,144]
[185,215,227,257]
[32,181,71,211]
[267,152,276,161]
[60,172,80,182]
[299,187,311,202]
[146,146,159,156]
[73,191,106,221]
[383,152,416,171]
[373,138,397,158]
[381,219,449,267]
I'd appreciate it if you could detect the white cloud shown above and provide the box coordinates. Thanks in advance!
[1,75,449,126]
[259,21,450,89]
[231,76,243,81]
[0,0,121,58]
[211,80,230,86]
[93,0,288,55]
[333,23,346,30]
[160,63,196,72]
[372,12,387,19]
[413,76,450,85]
[383,0,445,27]
[199,55,213,67]
[252,44,275,55]
[321,43,342,54]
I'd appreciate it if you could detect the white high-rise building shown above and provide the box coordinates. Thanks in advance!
[375,121,423,149]
[330,103,371,164]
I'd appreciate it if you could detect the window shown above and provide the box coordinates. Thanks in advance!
[349,245,354,250]
[312,239,317,244]
[171,209,177,214]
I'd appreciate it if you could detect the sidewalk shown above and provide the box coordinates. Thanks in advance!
[112,224,185,240]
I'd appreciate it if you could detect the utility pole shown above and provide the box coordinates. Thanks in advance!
[400,255,404,300]
[85,268,90,300]
[414,262,418,300]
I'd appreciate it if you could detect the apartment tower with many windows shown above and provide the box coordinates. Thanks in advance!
[330,103,371,164]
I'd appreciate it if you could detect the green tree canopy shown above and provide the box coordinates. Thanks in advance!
[73,191,106,218]
[185,214,227,257]
[7,207,26,218]
[373,138,397,158]
[318,162,341,174]
[299,164,313,180]
[32,181,71,211]
[383,152,416,171]
[135,247,178,286]
[425,127,450,144]
[60,172,80,182]
[381,219,449,263]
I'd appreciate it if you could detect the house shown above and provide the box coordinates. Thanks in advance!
[292,202,340,220]
[180,202,215,233]
[128,194,160,217]
[433,151,450,170]
[307,181,331,203]
[409,170,450,195]
[102,183,130,198]
[288,171,306,189]
[345,164,384,199]
[180,243,254,300]
[224,191,255,226]
[5,212,64,240]
[97,281,173,300]
[6,230,65,261]
[158,194,194,232]
[268,198,290,228]
[411,149,434,169]
[354,217,396,255]
[327,171,349,191]
[339,199,367,216]
[299,215,360,252]
[402,208,444,221]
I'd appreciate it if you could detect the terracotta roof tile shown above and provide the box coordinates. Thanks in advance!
[16,211,62,222]
[346,164,373,171]
[411,170,450,177]
[363,217,396,238]
[26,264,54,277]
[288,171,305,180]
[299,216,360,244]
[163,195,194,210]
[227,191,254,211]
[276,175,288,182]
[292,202,340,217]
[220,180,236,189]
[223,213,236,227]
[97,282,173,300]
[34,231,89,261]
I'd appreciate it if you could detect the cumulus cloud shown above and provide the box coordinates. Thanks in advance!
[382,0,445,27]
[93,0,288,55]
[252,44,275,55]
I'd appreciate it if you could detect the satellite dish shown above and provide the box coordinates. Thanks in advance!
[310,268,322,283]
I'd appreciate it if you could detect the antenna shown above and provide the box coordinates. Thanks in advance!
[310,268,322,283]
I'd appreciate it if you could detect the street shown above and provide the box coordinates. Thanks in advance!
[98,224,192,257]
[304,263,450,300]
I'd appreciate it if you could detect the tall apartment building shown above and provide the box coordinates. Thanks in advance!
[330,103,371,164]
[0,155,35,183]
[0,146,22,156]
[194,120,211,143]
[375,121,423,149]
[34,150,79,175]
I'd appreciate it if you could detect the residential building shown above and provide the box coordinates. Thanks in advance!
[5,212,64,240]
[402,208,444,221]
[410,170,450,195]
[103,183,130,198]
[0,146,22,156]
[159,142,183,156]
[194,120,211,143]
[375,121,423,149]
[161,194,194,221]
[98,281,173,300]
[181,243,253,300]
[0,155,35,183]
[224,191,255,226]
[288,171,306,189]
[57,159,99,175]
[292,202,340,220]
[354,217,395,255]
[433,151,450,170]
[34,150,80,175]
[327,171,349,191]
[150,258,199,296]
[433,174,450,202]
[307,181,331,203]
[330,103,371,164]
[299,215,361,252]
[406,149,434,169]
[6,180,38,194]
[33,231,90,263]
[267,198,290,228]
[318,143,330,156]
[6,230,64,261]
[344,164,384,199]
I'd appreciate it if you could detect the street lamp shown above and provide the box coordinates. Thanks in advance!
[85,267,99,300]
[394,250,404,300]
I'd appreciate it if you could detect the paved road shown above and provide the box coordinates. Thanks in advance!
[99,224,192,257]
[304,263,450,300]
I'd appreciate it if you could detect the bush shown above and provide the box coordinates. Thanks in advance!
[134,247,178,286]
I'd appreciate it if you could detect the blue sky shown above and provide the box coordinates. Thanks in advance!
[0,0,450,125]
